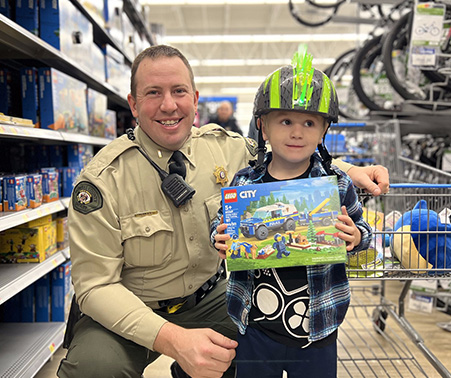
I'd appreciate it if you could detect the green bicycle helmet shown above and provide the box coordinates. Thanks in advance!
[251,46,339,172]
[253,47,338,122]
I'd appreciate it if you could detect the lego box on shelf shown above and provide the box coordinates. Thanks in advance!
[0,67,22,118]
[16,0,39,36]
[104,109,117,139]
[87,88,107,137]
[56,216,68,250]
[51,260,73,322]
[3,175,27,211]
[104,0,124,48]
[26,173,43,208]
[35,274,51,322]
[39,67,88,134]
[221,176,346,271]
[0,218,57,263]
[41,167,59,203]
[61,166,77,197]
[20,67,39,126]
[40,0,93,70]
[67,144,94,170]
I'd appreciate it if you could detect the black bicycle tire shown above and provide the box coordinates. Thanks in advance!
[288,0,339,27]
[351,35,388,112]
[306,0,346,10]
[382,12,451,101]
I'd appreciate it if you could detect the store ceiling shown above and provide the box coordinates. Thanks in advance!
[141,0,392,126]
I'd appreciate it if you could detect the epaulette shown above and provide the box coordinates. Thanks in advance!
[83,135,137,177]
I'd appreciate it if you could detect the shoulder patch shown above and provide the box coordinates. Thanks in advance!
[245,137,258,156]
[72,181,103,214]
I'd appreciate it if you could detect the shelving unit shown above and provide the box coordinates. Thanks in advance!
[0,1,153,375]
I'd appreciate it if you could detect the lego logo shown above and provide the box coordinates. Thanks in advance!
[224,190,238,203]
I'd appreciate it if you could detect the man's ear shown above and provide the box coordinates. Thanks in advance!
[127,93,138,118]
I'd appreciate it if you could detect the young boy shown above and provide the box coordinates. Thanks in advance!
[211,49,372,377]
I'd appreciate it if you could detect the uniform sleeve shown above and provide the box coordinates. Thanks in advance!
[338,173,372,253]
[332,158,353,173]
[69,173,167,351]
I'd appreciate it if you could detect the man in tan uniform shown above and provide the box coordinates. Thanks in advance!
[58,45,389,378]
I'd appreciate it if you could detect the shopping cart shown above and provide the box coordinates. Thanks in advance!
[340,184,451,377]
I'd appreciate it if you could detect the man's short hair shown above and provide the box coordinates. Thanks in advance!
[130,45,196,98]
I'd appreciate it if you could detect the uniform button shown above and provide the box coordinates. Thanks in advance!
[189,236,194,241]
[145,227,150,232]
[245,300,250,305]
[184,207,189,212]
[192,264,197,269]
[188,284,193,290]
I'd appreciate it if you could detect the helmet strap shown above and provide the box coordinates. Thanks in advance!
[249,116,267,169]
[317,140,336,176]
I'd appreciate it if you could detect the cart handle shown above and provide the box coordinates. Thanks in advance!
[389,183,451,189]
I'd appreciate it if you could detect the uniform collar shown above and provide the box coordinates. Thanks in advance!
[134,126,196,168]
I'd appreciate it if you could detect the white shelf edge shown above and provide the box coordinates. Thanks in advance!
[0,201,66,232]
[0,322,65,378]
[0,250,68,305]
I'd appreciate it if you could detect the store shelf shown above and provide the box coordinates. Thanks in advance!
[0,201,67,232]
[0,14,128,109]
[0,321,65,378]
[0,249,68,306]
[0,123,112,146]
[123,0,155,46]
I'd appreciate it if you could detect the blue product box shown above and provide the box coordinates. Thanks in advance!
[39,67,88,133]
[0,0,12,17]
[40,0,93,69]
[41,168,59,203]
[51,260,72,322]
[37,145,50,168]
[104,109,117,139]
[4,175,27,211]
[26,173,43,209]
[21,285,35,322]
[35,274,51,322]
[0,67,22,117]
[1,293,21,322]
[221,176,347,271]
[61,167,77,197]
[104,0,124,48]
[48,145,64,168]
[67,144,93,169]
[20,67,39,125]
[87,88,107,137]
[16,0,39,36]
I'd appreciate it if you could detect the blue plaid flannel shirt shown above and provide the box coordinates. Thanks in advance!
[210,152,372,342]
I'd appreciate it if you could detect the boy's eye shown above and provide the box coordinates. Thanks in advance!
[305,120,314,127]
[281,119,291,125]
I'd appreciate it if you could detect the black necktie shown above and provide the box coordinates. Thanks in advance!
[169,151,186,179]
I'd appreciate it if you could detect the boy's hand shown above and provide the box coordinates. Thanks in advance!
[215,220,230,259]
[335,206,361,251]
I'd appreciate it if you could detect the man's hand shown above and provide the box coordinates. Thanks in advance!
[346,165,389,196]
[154,323,238,378]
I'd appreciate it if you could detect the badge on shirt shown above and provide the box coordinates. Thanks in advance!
[214,166,228,186]
[72,181,103,214]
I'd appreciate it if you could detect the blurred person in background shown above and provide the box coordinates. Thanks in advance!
[208,100,243,135]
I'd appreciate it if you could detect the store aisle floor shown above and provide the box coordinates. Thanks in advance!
[35,281,451,378]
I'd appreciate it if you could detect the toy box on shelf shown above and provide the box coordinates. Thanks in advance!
[26,173,43,208]
[87,88,107,137]
[0,215,57,263]
[40,0,93,72]
[221,176,346,271]
[41,167,59,203]
[51,260,73,322]
[104,109,117,139]
[104,0,124,48]
[20,67,39,126]
[3,175,27,211]
[16,0,39,36]
[39,67,88,133]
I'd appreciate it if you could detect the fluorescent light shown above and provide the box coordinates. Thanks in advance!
[189,58,335,67]
[142,0,290,5]
[196,76,265,83]
[164,34,365,44]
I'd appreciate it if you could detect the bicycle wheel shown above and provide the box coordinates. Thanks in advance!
[352,35,402,112]
[382,12,451,107]
[327,49,370,119]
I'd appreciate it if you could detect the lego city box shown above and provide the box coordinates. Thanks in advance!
[221,176,347,271]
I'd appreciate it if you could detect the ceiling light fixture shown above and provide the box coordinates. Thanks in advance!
[164,33,365,44]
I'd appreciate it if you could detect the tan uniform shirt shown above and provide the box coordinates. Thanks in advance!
[69,125,254,350]
[69,124,351,351]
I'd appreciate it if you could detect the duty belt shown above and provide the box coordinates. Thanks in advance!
[157,265,225,314]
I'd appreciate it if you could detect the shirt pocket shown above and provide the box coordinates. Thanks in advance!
[120,210,174,267]
[204,193,222,223]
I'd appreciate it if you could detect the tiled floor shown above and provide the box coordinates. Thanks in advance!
[35,281,451,378]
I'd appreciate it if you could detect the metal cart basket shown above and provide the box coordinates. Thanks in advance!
[340,184,451,377]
